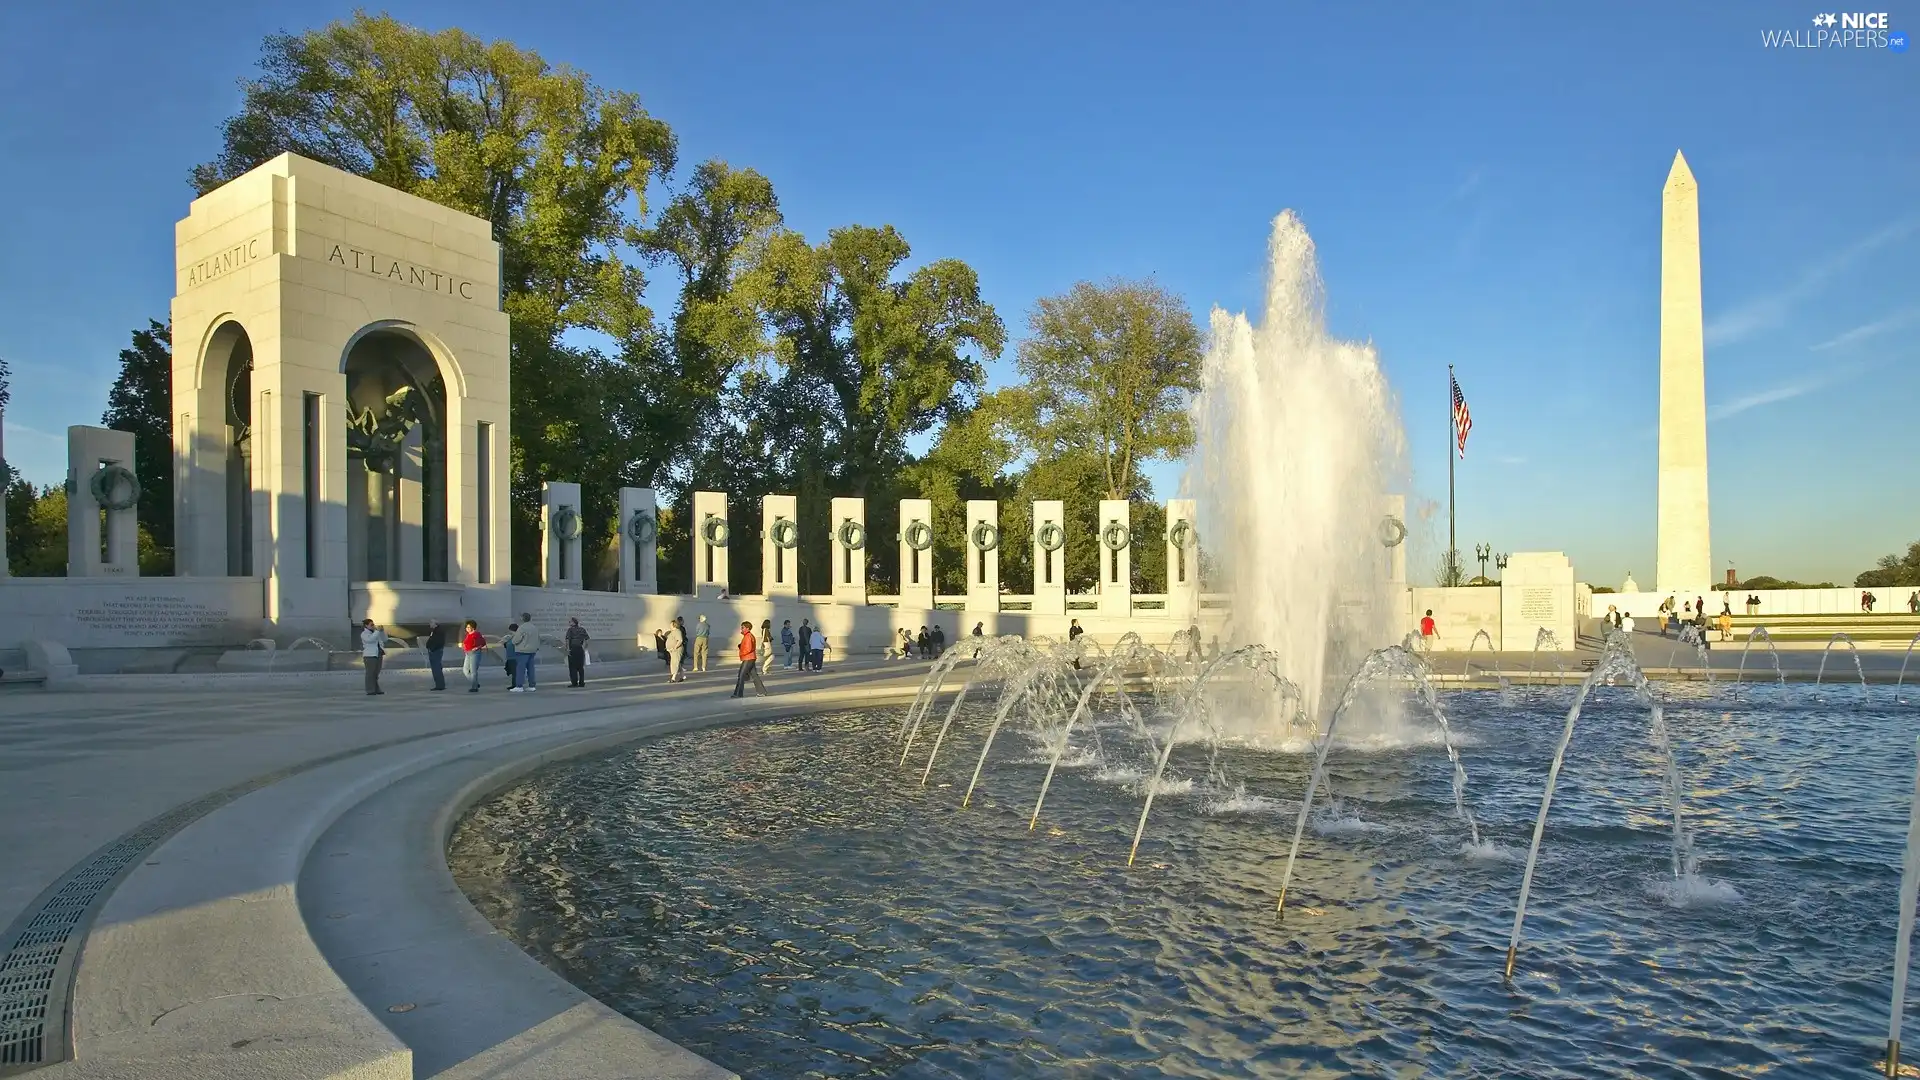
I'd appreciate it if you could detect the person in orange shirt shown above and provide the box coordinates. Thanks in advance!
[731,621,768,698]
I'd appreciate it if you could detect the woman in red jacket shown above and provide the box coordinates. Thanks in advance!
[460,620,486,692]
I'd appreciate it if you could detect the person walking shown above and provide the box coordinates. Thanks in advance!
[666,620,687,682]
[503,622,521,691]
[564,617,590,688]
[1420,609,1437,651]
[760,619,777,674]
[516,613,541,691]
[1622,612,1636,635]
[809,626,827,671]
[1069,619,1086,669]
[360,619,388,695]
[693,615,712,672]
[796,620,813,669]
[423,618,447,691]
[460,620,485,692]
[732,621,769,698]
[781,620,797,669]
[675,616,691,671]
[1909,591,1920,614]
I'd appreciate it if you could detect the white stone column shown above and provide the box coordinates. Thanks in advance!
[831,496,867,604]
[397,424,424,581]
[693,490,729,598]
[1032,499,1067,616]
[540,480,583,590]
[1097,498,1132,617]
[617,486,658,594]
[0,406,9,577]
[966,499,1000,612]
[1165,498,1198,619]
[66,425,140,577]
[898,497,934,611]
[762,493,799,597]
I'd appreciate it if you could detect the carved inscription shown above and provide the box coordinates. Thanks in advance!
[181,236,267,291]
[324,244,482,302]
[73,595,228,639]
[1520,588,1557,623]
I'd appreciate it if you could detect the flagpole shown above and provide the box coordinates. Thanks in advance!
[1447,364,1456,585]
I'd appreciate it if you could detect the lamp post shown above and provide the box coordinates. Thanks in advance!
[1495,552,1510,581]
[1475,543,1491,582]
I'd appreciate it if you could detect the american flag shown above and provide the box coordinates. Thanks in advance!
[1451,372,1472,459]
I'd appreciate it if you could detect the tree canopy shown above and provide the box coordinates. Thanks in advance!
[1856,542,1920,588]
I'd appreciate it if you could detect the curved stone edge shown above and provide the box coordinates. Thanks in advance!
[47,683,921,1080]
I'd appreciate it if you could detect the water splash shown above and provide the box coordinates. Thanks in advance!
[1886,735,1920,1077]
[1900,632,1920,706]
[1462,628,1495,683]
[1816,632,1869,699]
[1189,210,1406,722]
[1503,629,1699,978]
[1734,626,1785,694]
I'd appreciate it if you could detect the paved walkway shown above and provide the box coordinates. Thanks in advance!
[0,657,929,944]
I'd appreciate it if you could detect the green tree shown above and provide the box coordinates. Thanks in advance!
[197,14,681,584]
[1856,542,1920,588]
[748,224,1004,592]
[101,321,175,570]
[5,484,68,577]
[1011,278,1203,500]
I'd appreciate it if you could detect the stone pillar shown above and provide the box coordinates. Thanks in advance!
[1657,150,1711,595]
[540,481,583,590]
[762,493,800,597]
[1501,552,1576,653]
[1165,498,1199,619]
[830,496,867,604]
[1032,499,1067,616]
[0,407,9,578]
[1382,493,1407,584]
[898,497,934,611]
[617,486,657,594]
[397,425,424,582]
[966,499,1000,612]
[66,425,140,577]
[1097,498,1132,617]
[693,490,729,598]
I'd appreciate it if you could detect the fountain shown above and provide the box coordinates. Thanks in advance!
[1188,210,1406,723]
[1887,735,1920,1077]
[1816,631,1870,697]
[1503,630,1697,978]
[1733,626,1785,692]
[1900,632,1920,705]
[1525,628,1565,690]
[1461,628,1495,683]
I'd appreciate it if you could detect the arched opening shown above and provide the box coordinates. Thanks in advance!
[343,331,449,583]
[198,320,256,577]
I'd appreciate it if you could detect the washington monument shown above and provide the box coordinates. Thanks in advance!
[1657,150,1711,593]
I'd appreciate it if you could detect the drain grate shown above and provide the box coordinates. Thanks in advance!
[0,697,625,1074]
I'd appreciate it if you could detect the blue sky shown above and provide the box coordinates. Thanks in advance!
[0,0,1912,587]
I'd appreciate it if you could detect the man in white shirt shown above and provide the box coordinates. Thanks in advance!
[360,619,389,695]
[808,628,827,671]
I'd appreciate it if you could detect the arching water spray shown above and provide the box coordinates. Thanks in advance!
[1504,631,1693,978]
[1884,735,1920,1077]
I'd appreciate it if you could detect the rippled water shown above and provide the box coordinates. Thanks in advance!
[449,682,1916,1078]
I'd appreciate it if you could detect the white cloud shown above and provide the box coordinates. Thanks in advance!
[1704,218,1919,347]
[1810,307,1920,351]
[1707,379,1823,421]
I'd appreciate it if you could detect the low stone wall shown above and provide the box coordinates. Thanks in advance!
[0,576,264,652]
